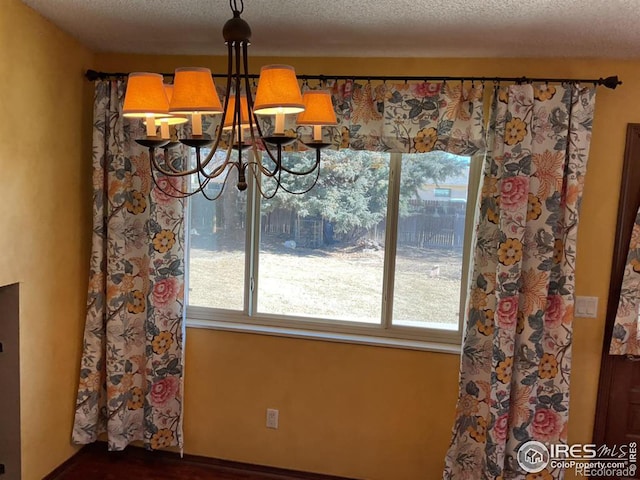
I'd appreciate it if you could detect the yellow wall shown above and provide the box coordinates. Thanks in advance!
[0,14,630,475]
[92,53,634,479]
[0,1,94,478]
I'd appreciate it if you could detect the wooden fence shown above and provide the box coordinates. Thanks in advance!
[260,199,467,249]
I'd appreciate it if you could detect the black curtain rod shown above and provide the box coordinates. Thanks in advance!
[84,69,622,90]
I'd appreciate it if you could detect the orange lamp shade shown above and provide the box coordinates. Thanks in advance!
[123,72,170,118]
[169,67,223,114]
[297,91,337,125]
[253,65,304,115]
[223,95,254,130]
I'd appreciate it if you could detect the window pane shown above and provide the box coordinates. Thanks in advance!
[392,152,470,329]
[257,149,389,324]
[187,151,246,310]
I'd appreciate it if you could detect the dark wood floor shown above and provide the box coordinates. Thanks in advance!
[46,443,356,480]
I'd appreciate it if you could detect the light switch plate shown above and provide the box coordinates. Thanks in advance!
[575,296,598,318]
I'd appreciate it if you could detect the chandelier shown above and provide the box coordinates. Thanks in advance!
[121,0,338,200]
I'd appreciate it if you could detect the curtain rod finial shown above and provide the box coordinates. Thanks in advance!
[601,75,622,89]
[85,69,101,81]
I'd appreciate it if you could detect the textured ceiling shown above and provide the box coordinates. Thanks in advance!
[19,0,640,58]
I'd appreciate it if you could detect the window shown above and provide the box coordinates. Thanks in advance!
[186,148,481,348]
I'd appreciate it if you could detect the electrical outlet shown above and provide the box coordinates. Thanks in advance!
[266,408,279,429]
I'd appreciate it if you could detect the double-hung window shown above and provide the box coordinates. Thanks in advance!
[186,147,482,349]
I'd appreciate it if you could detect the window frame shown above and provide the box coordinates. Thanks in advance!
[185,151,484,352]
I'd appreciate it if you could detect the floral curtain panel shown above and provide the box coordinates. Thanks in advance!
[610,206,640,355]
[73,79,186,451]
[444,84,596,479]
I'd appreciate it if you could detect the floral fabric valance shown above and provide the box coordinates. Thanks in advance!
[211,80,486,157]
[324,80,485,156]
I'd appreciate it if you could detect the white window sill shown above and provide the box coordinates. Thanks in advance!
[185,317,462,355]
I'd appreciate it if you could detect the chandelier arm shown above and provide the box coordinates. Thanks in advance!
[192,158,236,202]
[156,145,207,176]
[149,146,202,178]
[249,143,270,176]
[208,154,234,180]
[140,142,210,178]
[235,143,248,191]
[274,160,321,195]
[147,144,222,181]
[245,158,278,180]
[207,163,236,200]
[158,147,188,175]
[243,141,280,181]
[250,147,320,197]
[196,146,234,180]
[213,41,235,147]
[148,148,207,199]
[254,156,277,177]
[249,143,282,179]
[275,158,283,195]
[146,142,234,197]
[186,42,236,175]
[190,41,241,181]
[197,146,219,172]
[240,43,278,180]
[234,41,243,153]
[246,161,280,200]
[196,134,240,182]
[246,111,286,169]
[242,41,260,159]
[252,125,283,169]
[277,149,321,176]
[194,166,219,201]
[246,146,284,199]
[229,43,250,191]
[239,40,285,174]
[197,159,232,201]
[197,146,237,181]
[198,182,225,201]
[178,132,225,174]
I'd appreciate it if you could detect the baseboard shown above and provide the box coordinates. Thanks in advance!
[42,446,86,480]
[177,450,359,479]
[44,442,360,480]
